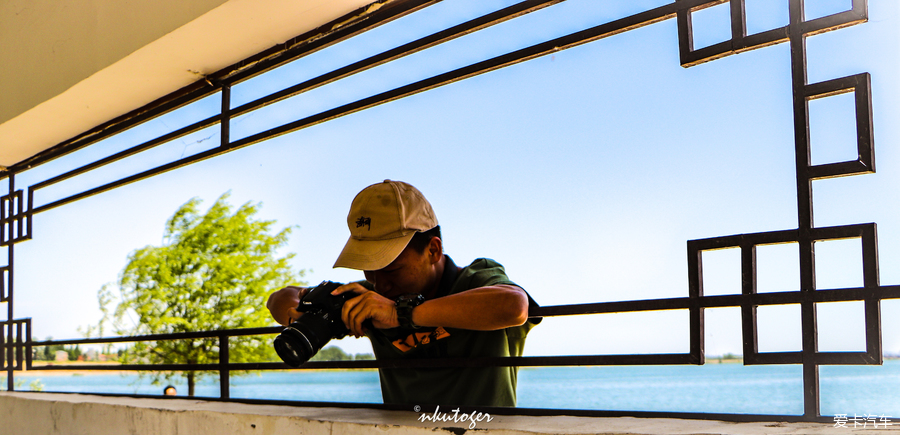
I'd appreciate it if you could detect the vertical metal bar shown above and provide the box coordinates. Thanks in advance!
[4,323,11,391]
[221,85,231,148]
[676,2,695,62]
[14,191,23,242]
[5,174,13,392]
[730,0,747,44]
[855,73,875,169]
[862,224,882,362]
[687,244,704,364]
[0,185,6,246]
[741,243,758,361]
[15,322,22,370]
[26,188,32,242]
[789,0,820,419]
[219,334,230,399]
[25,319,31,370]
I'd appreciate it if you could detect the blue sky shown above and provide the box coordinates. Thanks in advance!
[6,0,900,363]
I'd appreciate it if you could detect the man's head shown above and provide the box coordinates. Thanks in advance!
[334,180,443,298]
[334,180,439,271]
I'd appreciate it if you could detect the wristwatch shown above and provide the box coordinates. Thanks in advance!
[395,294,425,329]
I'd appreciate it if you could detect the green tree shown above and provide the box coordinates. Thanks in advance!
[101,193,305,396]
[33,337,66,362]
[66,345,82,361]
[310,345,352,362]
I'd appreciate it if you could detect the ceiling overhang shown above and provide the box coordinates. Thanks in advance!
[0,0,378,168]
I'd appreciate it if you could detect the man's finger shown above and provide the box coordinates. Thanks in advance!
[331,282,368,296]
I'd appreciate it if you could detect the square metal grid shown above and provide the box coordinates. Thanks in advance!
[688,223,881,366]
[804,73,875,179]
[0,189,32,247]
[677,0,882,418]
[676,0,867,67]
[1,319,30,371]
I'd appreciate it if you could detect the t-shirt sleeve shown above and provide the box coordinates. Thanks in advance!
[457,258,518,288]
[456,258,541,325]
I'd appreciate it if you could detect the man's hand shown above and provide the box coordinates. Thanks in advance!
[266,286,310,326]
[332,282,399,337]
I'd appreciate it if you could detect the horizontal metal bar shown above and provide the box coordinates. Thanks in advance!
[32,147,226,214]
[534,298,691,316]
[30,326,281,347]
[688,229,799,251]
[17,284,899,348]
[809,223,873,240]
[739,26,790,51]
[229,0,564,120]
[30,363,222,372]
[804,75,862,99]
[531,285,900,317]
[801,5,867,37]
[745,352,802,365]
[814,352,879,365]
[10,85,219,176]
[229,3,680,151]
[212,0,441,87]
[263,353,699,370]
[31,114,222,191]
[25,354,697,373]
[808,160,872,179]
[24,350,873,371]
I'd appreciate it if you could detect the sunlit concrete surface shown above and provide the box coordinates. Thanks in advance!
[0,0,374,167]
[2,392,895,435]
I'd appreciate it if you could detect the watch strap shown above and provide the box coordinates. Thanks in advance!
[395,294,424,329]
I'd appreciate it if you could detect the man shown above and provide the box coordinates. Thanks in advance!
[267,180,540,407]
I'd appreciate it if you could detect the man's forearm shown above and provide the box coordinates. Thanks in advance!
[410,285,529,330]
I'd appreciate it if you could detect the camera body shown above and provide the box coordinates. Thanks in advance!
[273,281,355,367]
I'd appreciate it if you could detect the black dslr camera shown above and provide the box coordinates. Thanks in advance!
[273,281,356,367]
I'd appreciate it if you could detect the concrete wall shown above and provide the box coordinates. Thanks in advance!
[0,0,228,125]
[0,392,849,435]
[0,0,374,167]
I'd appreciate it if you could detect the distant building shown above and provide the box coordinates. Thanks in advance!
[54,351,68,362]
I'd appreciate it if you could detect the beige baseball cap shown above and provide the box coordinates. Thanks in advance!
[333,180,438,270]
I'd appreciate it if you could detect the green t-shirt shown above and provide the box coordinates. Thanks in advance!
[365,256,540,407]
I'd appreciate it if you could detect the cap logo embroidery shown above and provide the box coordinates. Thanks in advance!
[356,216,371,230]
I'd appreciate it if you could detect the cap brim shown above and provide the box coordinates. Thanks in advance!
[333,232,416,271]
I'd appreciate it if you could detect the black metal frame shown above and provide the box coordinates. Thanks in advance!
[1,0,893,423]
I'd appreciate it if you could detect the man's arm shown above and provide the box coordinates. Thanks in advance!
[411,284,529,330]
[335,283,530,337]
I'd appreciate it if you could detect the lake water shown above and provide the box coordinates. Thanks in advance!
[6,361,899,416]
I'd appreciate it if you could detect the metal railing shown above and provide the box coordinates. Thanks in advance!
[2,0,896,423]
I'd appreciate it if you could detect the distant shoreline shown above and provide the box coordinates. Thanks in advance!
[9,356,899,377]
[8,364,377,377]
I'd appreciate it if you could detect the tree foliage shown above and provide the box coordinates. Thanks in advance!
[100,193,305,395]
[309,346,375,361]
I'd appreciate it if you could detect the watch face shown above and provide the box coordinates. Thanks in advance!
[399,294,424,305]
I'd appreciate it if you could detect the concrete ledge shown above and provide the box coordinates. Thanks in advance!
[0,392,893,435]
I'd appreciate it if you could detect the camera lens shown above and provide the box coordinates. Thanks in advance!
[273,326,314,367]
[273,313,335,367]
